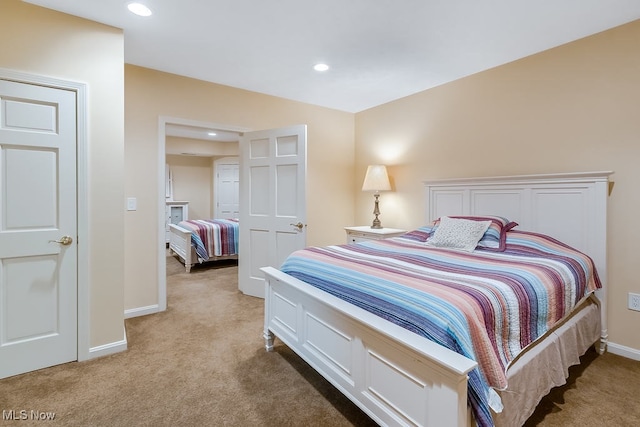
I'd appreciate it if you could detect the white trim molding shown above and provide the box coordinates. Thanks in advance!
[607,341,640,361]
[124,304,160,319]
[88,328,128,360]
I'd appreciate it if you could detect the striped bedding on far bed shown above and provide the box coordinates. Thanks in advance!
[280,229,601,427]
[175,218,239,262]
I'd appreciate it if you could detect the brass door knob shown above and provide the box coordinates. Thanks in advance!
[50,235,73,245]
[289,222,304,230]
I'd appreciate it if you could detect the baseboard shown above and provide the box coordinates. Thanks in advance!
[124,304,160,319]
[88,327,128,360]
[607,341,640,361]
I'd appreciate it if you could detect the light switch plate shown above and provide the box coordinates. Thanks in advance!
[127,197,137,211]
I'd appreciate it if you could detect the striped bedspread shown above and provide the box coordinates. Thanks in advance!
[175,219,239,261]
[280,229,600,427]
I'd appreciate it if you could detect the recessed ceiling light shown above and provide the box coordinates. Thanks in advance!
[313,63,329,72]
[127,3,152,17]
[207,132,217,136]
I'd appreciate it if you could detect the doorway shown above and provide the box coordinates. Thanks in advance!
[157,118,308,308]
[157,117,248,310]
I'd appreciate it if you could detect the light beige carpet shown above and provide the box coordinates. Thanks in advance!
[0,255,638,426]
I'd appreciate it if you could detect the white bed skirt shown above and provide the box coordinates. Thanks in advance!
[494,296,601,426]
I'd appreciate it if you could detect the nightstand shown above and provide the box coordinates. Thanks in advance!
[165,201,189,243]
[344,226,407,244]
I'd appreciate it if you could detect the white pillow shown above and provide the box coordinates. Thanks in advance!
[426,216,491,252]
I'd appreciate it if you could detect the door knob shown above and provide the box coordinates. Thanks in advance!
[50,235,73,245]
[290,222,304,231]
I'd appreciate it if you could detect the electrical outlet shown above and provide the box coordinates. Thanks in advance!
[629,293,640,311]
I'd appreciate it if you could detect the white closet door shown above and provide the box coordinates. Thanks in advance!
[214,157,239,219]
[0,79,78,378]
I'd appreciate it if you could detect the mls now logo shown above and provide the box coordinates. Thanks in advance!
[2,410,56,421]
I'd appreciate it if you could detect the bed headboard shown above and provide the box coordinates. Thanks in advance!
[424,171,613,347]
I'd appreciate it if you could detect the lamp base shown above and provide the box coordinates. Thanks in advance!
[370,193,383,229]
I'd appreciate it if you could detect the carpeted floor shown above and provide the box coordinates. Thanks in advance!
[1,255,639,426]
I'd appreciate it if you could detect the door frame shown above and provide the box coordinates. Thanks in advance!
[0,68,89,361]
[157,116,248,310]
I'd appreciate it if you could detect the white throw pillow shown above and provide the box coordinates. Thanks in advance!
[426,216,492,252]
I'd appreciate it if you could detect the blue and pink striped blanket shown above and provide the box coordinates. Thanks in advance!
[175,218,239,261]
[280,228,600,427]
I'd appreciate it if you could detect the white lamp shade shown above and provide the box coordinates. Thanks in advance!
[361,165,391,192]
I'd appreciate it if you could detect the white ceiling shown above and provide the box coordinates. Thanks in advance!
[25,0,640,113]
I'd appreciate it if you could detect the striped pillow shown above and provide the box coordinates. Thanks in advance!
[401,224,436,243]
[433,216,518,252]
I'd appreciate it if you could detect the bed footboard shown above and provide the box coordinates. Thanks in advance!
[168,224,195,272]
[262,266,476,427]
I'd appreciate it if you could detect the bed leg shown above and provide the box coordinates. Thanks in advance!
[185,264,191,273]
[597,331,608,354]
[264,330,275,352]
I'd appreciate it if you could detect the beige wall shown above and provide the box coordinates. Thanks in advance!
[0,1,125,348]
[166,155,213,220]
[355,21,640,351]
[125,65,355,310]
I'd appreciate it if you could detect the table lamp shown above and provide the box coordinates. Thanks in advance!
[361,165,391,229]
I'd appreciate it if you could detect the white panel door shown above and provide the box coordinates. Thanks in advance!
[239,125,306,298]
[214,157,239,219]
[0,79,77,378]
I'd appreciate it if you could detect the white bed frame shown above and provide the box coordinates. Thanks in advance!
[168,223,237,273]
[261,171,612,427]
